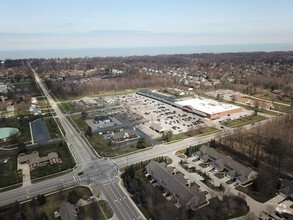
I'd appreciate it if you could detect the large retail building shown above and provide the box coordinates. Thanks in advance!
[175,97,242,119]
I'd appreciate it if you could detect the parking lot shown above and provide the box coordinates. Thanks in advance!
[117,93,209,135]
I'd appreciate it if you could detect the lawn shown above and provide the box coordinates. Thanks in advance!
[0,186,92,220]
[157,127,219,143]
[88,133,145,157]
[28,141,75,180]
[0,154,22,188]
[12,81,32,89]
[236,185,276,203]
[241,96,291,113]
[199,126,219,135]
[224,115,267,127]
[98,200,113,219]
[58,101,80,114]
[44,117,63,139]
[78,201,106,220]
[272,103,292,113]
[0,116,38,146]
[68,114,88,132]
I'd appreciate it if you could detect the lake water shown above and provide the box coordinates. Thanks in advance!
[0,43,292,59]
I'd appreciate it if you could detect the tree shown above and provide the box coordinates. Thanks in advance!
[67,190,79,204]
[85,126,92,137]
[37,194,46,206]
[162,130,173,142]
[136,138,147,149]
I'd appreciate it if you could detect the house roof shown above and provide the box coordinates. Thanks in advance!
[198,146,256,184]
[150,123,166,132]
[279,179,293,198]
[59,202,78,220]
[18,151,59,166]
[112,130,138,141]
[146,161,206,209]
[94,115,111,122]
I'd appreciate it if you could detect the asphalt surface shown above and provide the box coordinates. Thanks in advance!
[0,67,278,219]
[30,118,49,145]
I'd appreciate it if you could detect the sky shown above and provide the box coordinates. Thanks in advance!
[0,0,293,54]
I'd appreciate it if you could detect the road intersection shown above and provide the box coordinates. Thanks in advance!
[0,68,277,219]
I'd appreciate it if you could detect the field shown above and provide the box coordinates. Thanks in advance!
[0,154,22,188]
[44,117,63,139]
[68,114,88,132]
[224,115,267,127]
[58,101,80,114]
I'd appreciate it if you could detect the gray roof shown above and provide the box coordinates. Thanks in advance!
[198,146,256,184]
[279,179,293,199]
[112,130,138,141]
[150,123,166,132]
[146,161,206,209]
[60,202,78,220]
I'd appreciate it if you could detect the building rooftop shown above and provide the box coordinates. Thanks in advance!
[146,161,206,209]
[175,97,241,115]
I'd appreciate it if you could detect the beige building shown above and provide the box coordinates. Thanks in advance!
[18,151,62,170]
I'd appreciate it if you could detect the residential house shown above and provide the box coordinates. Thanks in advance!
[59,202,78,220]
[145,161,207,209]
[196,146,257,185]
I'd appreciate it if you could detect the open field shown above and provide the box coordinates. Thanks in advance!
[0,154,22,188]
[58,101,79,114]
[68,115,88,132]
[44,117,63,139]
[223,115,267,127]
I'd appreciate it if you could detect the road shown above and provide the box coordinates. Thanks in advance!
[0,68,280,219]
[0,68,145,220]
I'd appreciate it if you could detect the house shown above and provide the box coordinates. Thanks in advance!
[111,130,139,143]
[145,161,206,209]
[150,123,166,134]
[6,105,14,112]
[18,152,62,170]
[31,97,38,105]
[196,146,257,185]
[279,179,293,200]
[59,202,78,220]
[29,104,42,115]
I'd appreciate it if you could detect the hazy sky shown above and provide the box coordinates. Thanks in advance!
[1,0,293,51]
